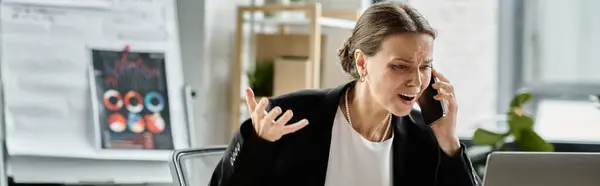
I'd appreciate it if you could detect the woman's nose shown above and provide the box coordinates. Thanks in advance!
[405,71,422,87]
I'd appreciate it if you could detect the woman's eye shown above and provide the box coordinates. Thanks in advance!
[420,65,432,70]
[392,65,409,71]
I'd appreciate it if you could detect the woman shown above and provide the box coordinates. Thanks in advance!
[210,1,481,186]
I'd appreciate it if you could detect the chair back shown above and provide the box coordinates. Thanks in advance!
[169,146,227,186]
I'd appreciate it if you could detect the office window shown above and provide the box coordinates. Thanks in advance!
[522,0,600,143]
[535,99,600,142]
[523,0,600,84]
[409,0,499,138]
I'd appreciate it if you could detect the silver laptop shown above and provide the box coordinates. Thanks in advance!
[483,151,600,186]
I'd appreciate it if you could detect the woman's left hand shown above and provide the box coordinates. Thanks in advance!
[430,68,462,157]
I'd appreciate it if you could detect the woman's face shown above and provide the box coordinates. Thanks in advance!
[355,33,434,116]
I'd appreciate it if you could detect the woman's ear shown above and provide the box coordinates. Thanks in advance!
[354,49,367,77]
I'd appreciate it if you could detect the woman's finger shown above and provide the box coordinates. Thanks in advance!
[245,87,257,112]
[432,68,450,83]
[246,88,261,131]
[262,106,282,126]
[254,97,268,120]
[282,119,309,135]
[434,92,453,100]
[252,98,269,134]
[434,92,456,108]
[274,110,293,126]
[432,81,454,93]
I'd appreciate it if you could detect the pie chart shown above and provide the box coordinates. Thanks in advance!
[103,89,123,111]
[125,91,144,113]
[145,113,165,134]
[127,113,146,133]
[145,91,165,113]
[108,113,126,133]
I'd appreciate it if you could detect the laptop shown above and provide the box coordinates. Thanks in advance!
[483,151,600,186]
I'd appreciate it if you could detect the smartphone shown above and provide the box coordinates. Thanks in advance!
[417,75,447,125]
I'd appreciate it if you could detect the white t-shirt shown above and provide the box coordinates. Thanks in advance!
[324,108,394,186]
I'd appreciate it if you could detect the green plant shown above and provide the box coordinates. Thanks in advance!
[247,59,274,97]
[469,92,554,177]
[472,92,554,152]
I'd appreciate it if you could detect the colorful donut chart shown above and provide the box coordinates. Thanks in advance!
[144,113,165,134]
[103,89,123,111]
[124,91,144,113]
[108,113,126,133]
[144,91,165,113]
[127,113,146,133]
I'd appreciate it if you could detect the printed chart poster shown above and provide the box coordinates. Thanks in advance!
[92,48,174,150]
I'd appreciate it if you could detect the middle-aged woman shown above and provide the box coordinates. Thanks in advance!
[210,1,482,186]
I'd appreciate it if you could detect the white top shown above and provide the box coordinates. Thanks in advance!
[324,108,394,186]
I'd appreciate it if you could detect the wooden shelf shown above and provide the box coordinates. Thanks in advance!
[244,16,356,29]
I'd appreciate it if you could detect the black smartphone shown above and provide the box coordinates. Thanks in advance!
[417,74,447,125]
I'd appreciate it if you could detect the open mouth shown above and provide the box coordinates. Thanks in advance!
[398,93,416,101]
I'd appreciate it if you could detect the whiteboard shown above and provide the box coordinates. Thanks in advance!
[0,0,189,162]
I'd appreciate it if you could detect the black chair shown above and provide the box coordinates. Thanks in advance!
[169,146,227,186]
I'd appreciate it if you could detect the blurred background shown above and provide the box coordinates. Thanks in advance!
[0,0,598,185]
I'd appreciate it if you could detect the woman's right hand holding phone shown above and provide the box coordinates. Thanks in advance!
[245,88,309,142]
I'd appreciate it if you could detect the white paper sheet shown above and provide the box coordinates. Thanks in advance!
[2,0,113,9]
[100,0,168,41]
[1,0,188,161]
[1,2,168,39]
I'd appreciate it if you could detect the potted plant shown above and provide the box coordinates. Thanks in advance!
[469,92,554,176]
[247,59,274,97]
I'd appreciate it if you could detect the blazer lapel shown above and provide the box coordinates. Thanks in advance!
[314,81,355,185]
[392,110,440,186]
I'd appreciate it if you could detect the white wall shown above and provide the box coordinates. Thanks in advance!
[320,27,354,88]
[178,0,254,147]
[409,0,499,137]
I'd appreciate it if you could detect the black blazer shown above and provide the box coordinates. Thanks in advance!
[210,82,482,186]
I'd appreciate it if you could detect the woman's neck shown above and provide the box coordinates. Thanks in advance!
[344,82,391,141]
